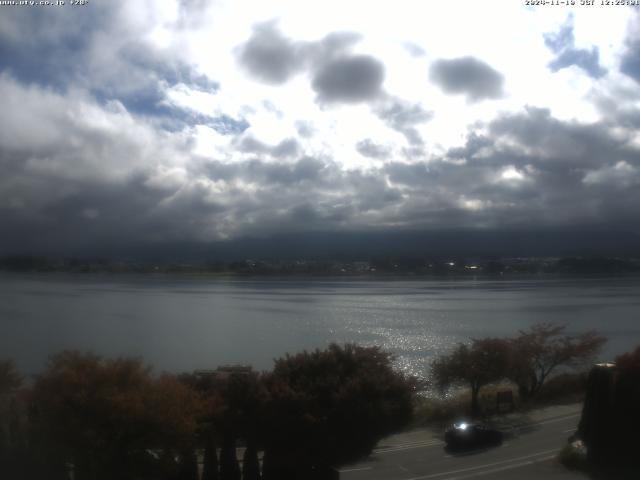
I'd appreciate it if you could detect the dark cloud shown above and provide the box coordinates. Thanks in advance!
[315,31,363,60]
[356,139,391,159]
[620,14,640,83]
[429,57,504,101]
[374,98,432,146]
[548,48,606,78]
[0,71,411,251]
[3,91,640,252]
[236,135,300,158]
[237,25,385,105]
[445,133,493,160]
[203,156,327,187]
[236,25,364,86]
[237,136,269,154]
[621,50,640,83]
[382,105,640,231]
[312,55,385,103]
[487,106,627,168]
[236,21,305,84]
[272,138,301,158]
[543,16,606,79]
[0,177,170,254]
[1,6,640,255]
[255,156,325,185]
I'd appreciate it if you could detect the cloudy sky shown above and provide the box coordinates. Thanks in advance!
[1,0,640,255]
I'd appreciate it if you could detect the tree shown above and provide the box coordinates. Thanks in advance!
[177,447,199,480]
[208,369,265,480]
[0,359,22,394]
[576,345,640,468]
[431,338,511,417]
[508,323,606,400]
[615,344,640,376]
[242,442,260,480]
[179,371,225,480]
[0,360,26,479]
[180,367,262,480]
[612,345,640,466]
[219,433,241,480]
[262,343,415,479]
[30,351,203,480]
[201,431,219,480]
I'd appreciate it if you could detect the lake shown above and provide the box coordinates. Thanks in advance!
[1,273,639,379]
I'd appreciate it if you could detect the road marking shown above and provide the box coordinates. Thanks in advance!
[440,455,556,480]
[504,412,580,434]
[505,412,580,437]
[403,448,559,480]
[376,439,441,450]
[375,440,443,454]
[563,427,577,433]
[527,413,580,427]
[339,466,372,473]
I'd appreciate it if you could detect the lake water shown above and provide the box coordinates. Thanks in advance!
[1,274,640,379]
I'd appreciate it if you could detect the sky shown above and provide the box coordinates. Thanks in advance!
[1,0,640,256]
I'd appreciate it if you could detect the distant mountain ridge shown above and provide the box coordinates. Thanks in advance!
[3,228,639,261]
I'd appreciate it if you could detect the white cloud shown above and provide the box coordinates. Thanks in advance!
[583,161,638,187]
[499,166,526,183]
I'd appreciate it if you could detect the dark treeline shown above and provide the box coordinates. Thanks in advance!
[0,344,415,480]
[572,345,640,474]
[1,330,636,478]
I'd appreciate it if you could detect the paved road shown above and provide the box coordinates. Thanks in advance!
[339,412,585,480]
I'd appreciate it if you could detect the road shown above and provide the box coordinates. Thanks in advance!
[339,412,585,480]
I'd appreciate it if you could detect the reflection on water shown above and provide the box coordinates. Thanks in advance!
[1,274,639,379]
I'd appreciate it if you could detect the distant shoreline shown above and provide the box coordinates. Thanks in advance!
[3,270,640,282]
[3,255,639,278]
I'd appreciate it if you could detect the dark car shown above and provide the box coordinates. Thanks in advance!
[444,422,503,450]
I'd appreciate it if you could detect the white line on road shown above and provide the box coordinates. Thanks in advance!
[376,439,441,450]
[440,455,556,480]
[403,448,559,480]
[562,428,577,433]
[339,466,372,473]
[375,441,443,454]
[528,413,580,427]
